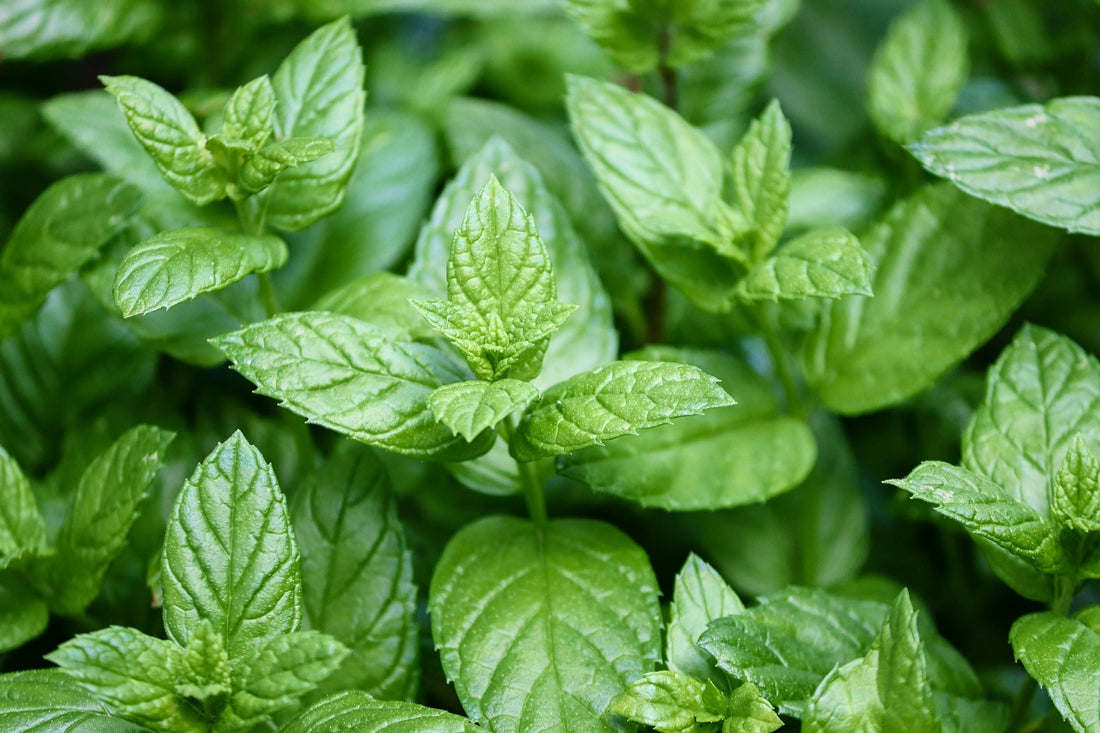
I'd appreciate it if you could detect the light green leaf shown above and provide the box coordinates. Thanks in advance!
[1052,436,1100,533]
[430,516,661,733]
[0,444,48,565]
[314,272,436,340]
[283,690,477,733]
[724,683,783,733]
[735,227,871,302]
[114,227,288,317]
[430,379,539,442]
[213,312,494,459]
[911,96,1100,235]
[50,425,174,615]
[804,184,1059,415]
[559,348,812,510]
[292,446,420,701]
[867,0,969,144]
[567,75,746,312]
[237,137,336,195]
[729,99,791,261]
[1011,612,1100,733]
[0,669,148,732]
[46,626,195,731]
[0,575,49,653]
[222,75,276,149]
[609,670,726,733]
[0,0,161,61]
[173,619,231,704]
[512,359,735,462]
[933,693,1011,733]
[888,461,1062,572]
[162,431,300,657]
[266,17,366,231]
[101,75,227,205]
[666,554,744,688]
[804,590,939,733]
[787,168,886,235]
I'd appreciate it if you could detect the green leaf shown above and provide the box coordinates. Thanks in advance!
[265,17,366,231]
[50,425,174,615]
[867,0,969,144]
[0,574,49,653]
[723,683,783,733]
[729,99,792,261]
[114,228,288,317]
[46,626,196,731]
[1011,612,1100,733]
[666,554,745,688]
[0,444,48,565]
[315,273,436,340]
[804,184,1059,415]
[559,348,812,510]
[511,359,736,462]
[284,691,477,733]
[609,670,726,733]
[430,516,662,733]
[735,227,871,302]
[237,137,336,195]
[292,446,420,700]
[162,431,300,657]
[1052,436,1100,533]
[910,96,1100,235]
[222,75,276,150]
[213,312,494,460]
[173,618,231,703]
[101,75,227,205]
[0,669,148,732]
[430,379,539,442]
[0,0,161,61]
[567,75,746,312]
[803,590,939,733]
[787,168,886,235]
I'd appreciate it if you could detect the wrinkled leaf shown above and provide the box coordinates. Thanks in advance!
[430,379,539,442]
[666,554,744,687]
[1011,612,1100,733]
[735,227,871,302]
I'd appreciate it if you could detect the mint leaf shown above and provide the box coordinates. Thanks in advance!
[162,431,300,657]
[114,228,288,317]
[172,618,230,704]
[735,227,871,302]
[0,575,49,653]
[237,137,336,196]
[0,669,147,732]
[0,444,48,566]
[787,167,886,234]
[608,670,726,733]
[567,75,746,312]
[265,17,366,231]
[911,97,1100,235]
[430,379,539,441]
[101,75,227,205]
[730,99,792,261]
[50,425,174,615]
[867,0,969,144]
[1052,436,1100,533]
[666,554,744,688]
[1011,612,1100,733]
[0,0,160,62]
[314,272,437,340]
[284,691,476,733]
[724,683,783,733]
[511,359,736,462]
[213,312,494,459]
[222,75,275,149]
[804,183,1059,415]
[803,590,939,733]
[292,446,419,700]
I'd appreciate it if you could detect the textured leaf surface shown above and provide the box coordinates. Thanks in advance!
[608,670,726,733]
[512,359,735,461]
[163,432,301,657]
[1011,612,1100,733]
[0,669,147,732]
[429,516,661,733]
[114,227,287,316]
[911,96,1100,235]
[0,444,47,564]
[293,446,419,700]
[1052,436,1100,533]
[804,184,1059,415]
[222,75,276,149]
[724,683,784,733]
[214,312,493,459]
[867,0,968,144]
[666,554,744,686]
[729,99,791,260]
[735,227,870,302]
[237,137,336,195]
[266,18,365,231]
[430,379,539,441]
[283,691,476,733]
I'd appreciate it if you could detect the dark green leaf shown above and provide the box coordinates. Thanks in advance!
[0,574,49,653]
[0,444,48,565]
[0,669,148,732]
[1011,612,1100,733]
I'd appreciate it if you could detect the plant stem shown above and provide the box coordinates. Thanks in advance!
[656,26,679,110]
[752,306,803,416]
[500,417,548,527]
[257,272,280,318]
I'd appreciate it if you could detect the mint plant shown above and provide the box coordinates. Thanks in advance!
[3,0,1100,731]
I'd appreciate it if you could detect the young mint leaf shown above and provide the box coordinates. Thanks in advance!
[283,690,477,733]
[314,272,437,340]
[113,228,288,317]
[867,0,969,144]
[236,137,336,196]
[213,312,495,460]
[0,669,148,732]
[911,97,1100,235]
[0,575,49,653]
[0,444,48,566]
[172,619,231,704]
[729,99,792,261]
[265,17,366,231]
[724,683,783,733]
[567,75,747,312]
[804,184,1059,415]
[734,227,871,302]
[511,359,736,462]
[666,554,744,689]
[46,626,196,731]
[292,446,420,700]
[608,670,726,733]
[101,75,227,205]
[49,425,174,615]
[221,75,275,150]
[559,348,812,509]
[1011,612,1100,733]
[430,379,539,442]
[1052,436,1100,533]
[803,590,939,733]
[162,431,300,657]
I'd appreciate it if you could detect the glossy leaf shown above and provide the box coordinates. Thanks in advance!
[729,99,792,260]
[237,137,336,195]
[1011,612,1100,733]
[608,670,726,733]
[735,227,871,302]
[284,691,477,733]
[0,669,147,732]
[430,379,539,441]
[724,683,784,733]
[1052,436,1100,533]
[666,554,745,687]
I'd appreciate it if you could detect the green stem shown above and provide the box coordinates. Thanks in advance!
[752,306,803,416]
[257,272,279,319]
[500,417,548,527]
